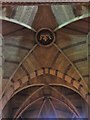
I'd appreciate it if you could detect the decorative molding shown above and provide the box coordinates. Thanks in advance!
[1,67,88,111]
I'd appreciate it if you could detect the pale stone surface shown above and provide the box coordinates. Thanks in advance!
[6,87,14,100]
[80,87,87,98]
[50,69,55,75]
[30,72,36,79]
[38,69,43,76]
[65,75,72,83]
[21,75,28,84]
[73,80,80,90]
[45,68,48,74]
[57,72,63,79]
[13,81,20,91]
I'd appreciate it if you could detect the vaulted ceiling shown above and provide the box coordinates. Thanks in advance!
[0,3,90,119]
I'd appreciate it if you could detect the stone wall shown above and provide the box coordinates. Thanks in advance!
[0,34,2,119]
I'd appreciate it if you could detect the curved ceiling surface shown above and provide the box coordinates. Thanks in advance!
[0,3,90,119]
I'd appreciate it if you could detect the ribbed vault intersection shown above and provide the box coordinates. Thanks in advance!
[0,3,90,119]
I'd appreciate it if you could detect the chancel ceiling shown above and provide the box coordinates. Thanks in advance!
[0,3,90,119]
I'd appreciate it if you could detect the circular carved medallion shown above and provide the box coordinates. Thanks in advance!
[36,28,55,47]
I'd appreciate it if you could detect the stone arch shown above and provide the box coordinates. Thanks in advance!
[2,67,88,110]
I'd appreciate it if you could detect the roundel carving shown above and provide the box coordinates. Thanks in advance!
[36,28,55,47]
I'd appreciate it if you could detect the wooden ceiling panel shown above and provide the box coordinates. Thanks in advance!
[75,61,88,76]
[2,20,23,36]
[55,17,90,35]
[12,66,27,82]
[59,28,85,35]
[32,5,58,30]
[3,25,35,49]
[83,17,90,23]
[63,44,87,61]
[64,20,89,34]
[67,66,80,80]
[55,33,86,49]
[22,58,40,73]
[2,23,36,80]
[32,45,58,68]
[52,53,70,73]
[2,4,90,119]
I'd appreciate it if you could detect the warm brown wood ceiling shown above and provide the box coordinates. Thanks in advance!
[1,3,90,119]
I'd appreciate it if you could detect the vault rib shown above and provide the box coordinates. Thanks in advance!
[37,99,46,118]
[5,43,30,51]
[54,14,90,32]
[0,17,36,32]
[3,27,25,36]
[2,67,88,109]
[53,43,88,92]
[11,84,45,99]
[61,40,86,50]
[1,44,38,99]
[50,86,80,118]
[15,96,44,119]
[49,99,58,118]
[50,96,79,118]
[14,86,44,119]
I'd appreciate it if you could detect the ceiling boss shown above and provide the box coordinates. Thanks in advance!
[36,28,55,47]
